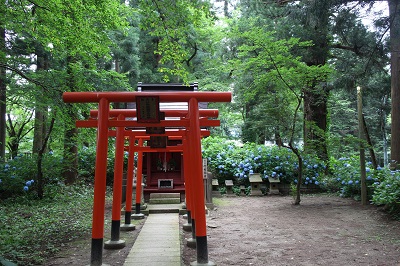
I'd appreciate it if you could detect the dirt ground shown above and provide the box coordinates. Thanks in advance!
[46,194,400,266]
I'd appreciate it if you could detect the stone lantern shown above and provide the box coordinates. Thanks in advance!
[249,173,263,196]
[268,176,280,195]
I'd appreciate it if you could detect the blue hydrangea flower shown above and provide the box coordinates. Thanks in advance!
[305,181,309,185]
[271,172,277,177]
[23,186,29,191]
[366,167,370,172]
[26,181,32,186]
[315,181,319,185]
[348,180,353,185]
[306,177,310,181]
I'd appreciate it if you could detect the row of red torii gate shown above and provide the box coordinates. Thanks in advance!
[62,83,232,266]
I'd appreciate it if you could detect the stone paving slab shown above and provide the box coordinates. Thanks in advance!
[123,213,181,266]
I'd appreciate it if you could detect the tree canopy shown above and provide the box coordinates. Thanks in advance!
[0,0,396,182]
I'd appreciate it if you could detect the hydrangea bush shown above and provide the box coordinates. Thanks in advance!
[202,136,400,215]
[322,156,380,200]
[201,136,326,189]
[0,153,63,199]
[371,168,400,216]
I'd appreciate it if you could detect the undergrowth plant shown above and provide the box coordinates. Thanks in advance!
[0,154,63,199]
[0,184,98,265]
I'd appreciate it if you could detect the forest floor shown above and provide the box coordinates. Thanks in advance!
[46,194,400,266]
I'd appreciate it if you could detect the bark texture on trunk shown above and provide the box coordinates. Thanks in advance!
[389,0,400,168]
[0,27,6,160]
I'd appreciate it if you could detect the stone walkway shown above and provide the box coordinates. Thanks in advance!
[123,213,181,266]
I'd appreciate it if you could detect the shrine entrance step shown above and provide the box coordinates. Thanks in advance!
[149,193,181,204]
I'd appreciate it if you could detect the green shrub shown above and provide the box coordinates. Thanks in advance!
[0,184,95,265]
[0,154,63,199]
[321,156,376,199]
[78,145,130,186]
[218,186,227,195]
[202,136,326,190]
[372,168,400,217]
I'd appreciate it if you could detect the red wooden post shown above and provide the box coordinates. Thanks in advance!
[104,114,126,249]
[183,136,197,248]
[188,97,214,265]
[121,135,136,230]
[90,98,109,266]
[132,138,145,219]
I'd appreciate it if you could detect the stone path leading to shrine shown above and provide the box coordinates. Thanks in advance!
[123,213,181,266]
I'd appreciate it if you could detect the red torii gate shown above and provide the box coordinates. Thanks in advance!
[63,91,231,266]
[83,110,216,246]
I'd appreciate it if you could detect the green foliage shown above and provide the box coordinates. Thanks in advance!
[232,186,241,196]
[372,169,400,217]
[0,184,95,265]
[137,0,212,82]
[0,154,63,199]
[218,186,227,195]
[77,143,131,186]
[320,156,375,199]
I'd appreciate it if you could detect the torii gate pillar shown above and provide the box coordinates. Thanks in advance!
[90,98,110,266]
[188,98,215,266]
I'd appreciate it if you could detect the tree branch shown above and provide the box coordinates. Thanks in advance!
[0,63,49,90]
[6,114,15,135]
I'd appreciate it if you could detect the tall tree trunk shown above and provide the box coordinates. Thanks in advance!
[37,117,55,199]
[33,108,46,154]
[303,85,329,162]
[62,56,78,185]
[0,26,6,160]
[389,0,400,168]
[32,45,49,154]
[302,0,330,162]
